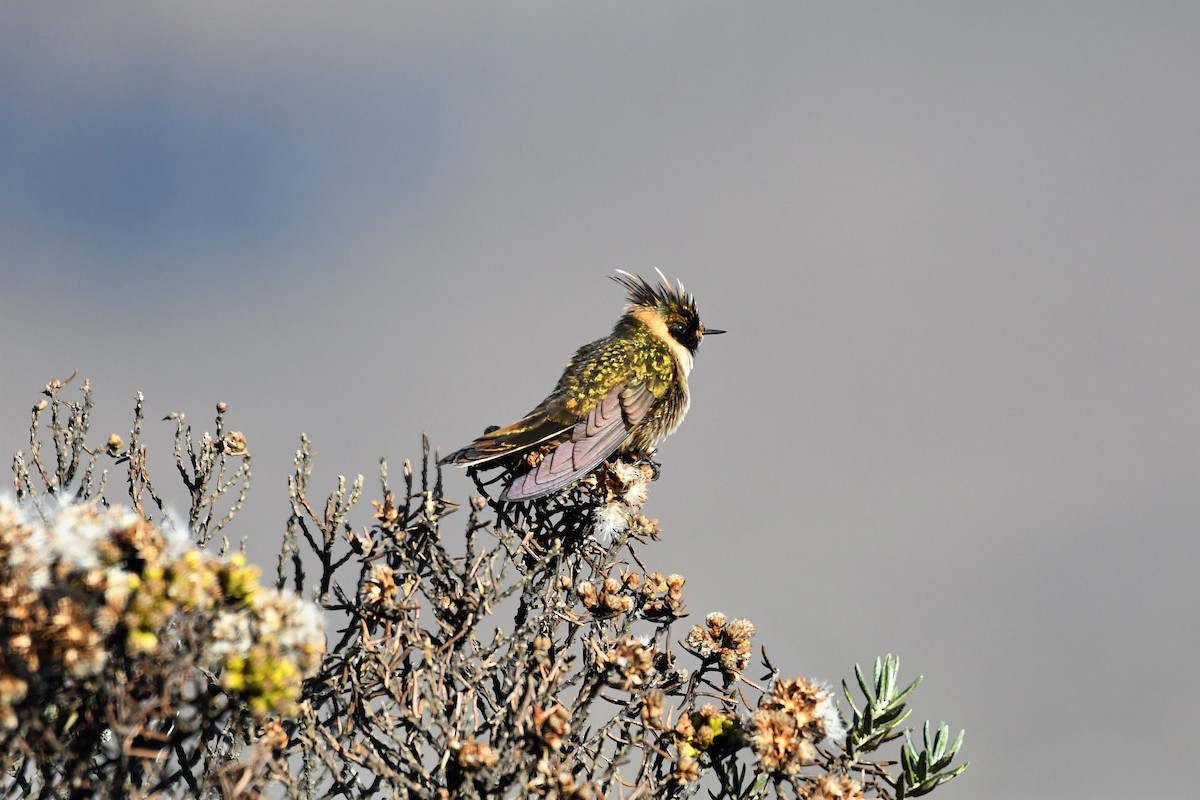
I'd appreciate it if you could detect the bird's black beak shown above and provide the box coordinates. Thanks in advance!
[704,328,726,336]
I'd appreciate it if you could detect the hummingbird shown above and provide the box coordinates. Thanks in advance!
[441,270,724,502]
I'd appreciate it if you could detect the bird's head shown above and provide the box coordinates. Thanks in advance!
[613,269,725,354]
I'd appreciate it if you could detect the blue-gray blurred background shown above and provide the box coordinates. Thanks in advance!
[3,5,1197,798]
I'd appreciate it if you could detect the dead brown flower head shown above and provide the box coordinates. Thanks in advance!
[640,689,666,728]
[685,612,755,677]
[361,564,399,610]
[258,719,291,753]
[531,703,571,751]
[530,758,602,800]
[49,597,107,679]
[804,774,865,800]
[221,431,248,456]
[598,636,654,692]
[638,571,687,621]
[673,755,700,784]
[748,708,817,777]
[629,513,660,537]
[576,575,634,617]
[453,738,500,772]
[760,677,846,743]
[371,494,403,535]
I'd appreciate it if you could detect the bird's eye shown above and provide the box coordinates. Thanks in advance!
[669,323,687,339]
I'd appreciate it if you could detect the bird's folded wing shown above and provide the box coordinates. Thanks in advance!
[501,383,654,501]
[440,406,574,466]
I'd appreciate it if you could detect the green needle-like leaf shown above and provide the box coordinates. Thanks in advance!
[875,704,909,727]
[857,661,874,698]
[842,679,863,717]
[928,722,945,759]
[893,674,922,706]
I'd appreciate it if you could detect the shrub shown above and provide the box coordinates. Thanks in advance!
[3,377,966,798]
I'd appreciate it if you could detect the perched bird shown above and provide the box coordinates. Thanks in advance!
[441,270,724,502]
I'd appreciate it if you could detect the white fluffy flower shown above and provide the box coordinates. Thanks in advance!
[592,502,629,547]
[813,682,847,742]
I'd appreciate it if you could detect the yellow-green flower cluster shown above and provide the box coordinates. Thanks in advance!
[222,644,301,718]
[0,497,325,731]
[675,703,743,758]
[212,575,325,718]
[123,551,221,655]
[218,551,261,606]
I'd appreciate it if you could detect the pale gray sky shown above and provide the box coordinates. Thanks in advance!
[4,5,1199,798]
